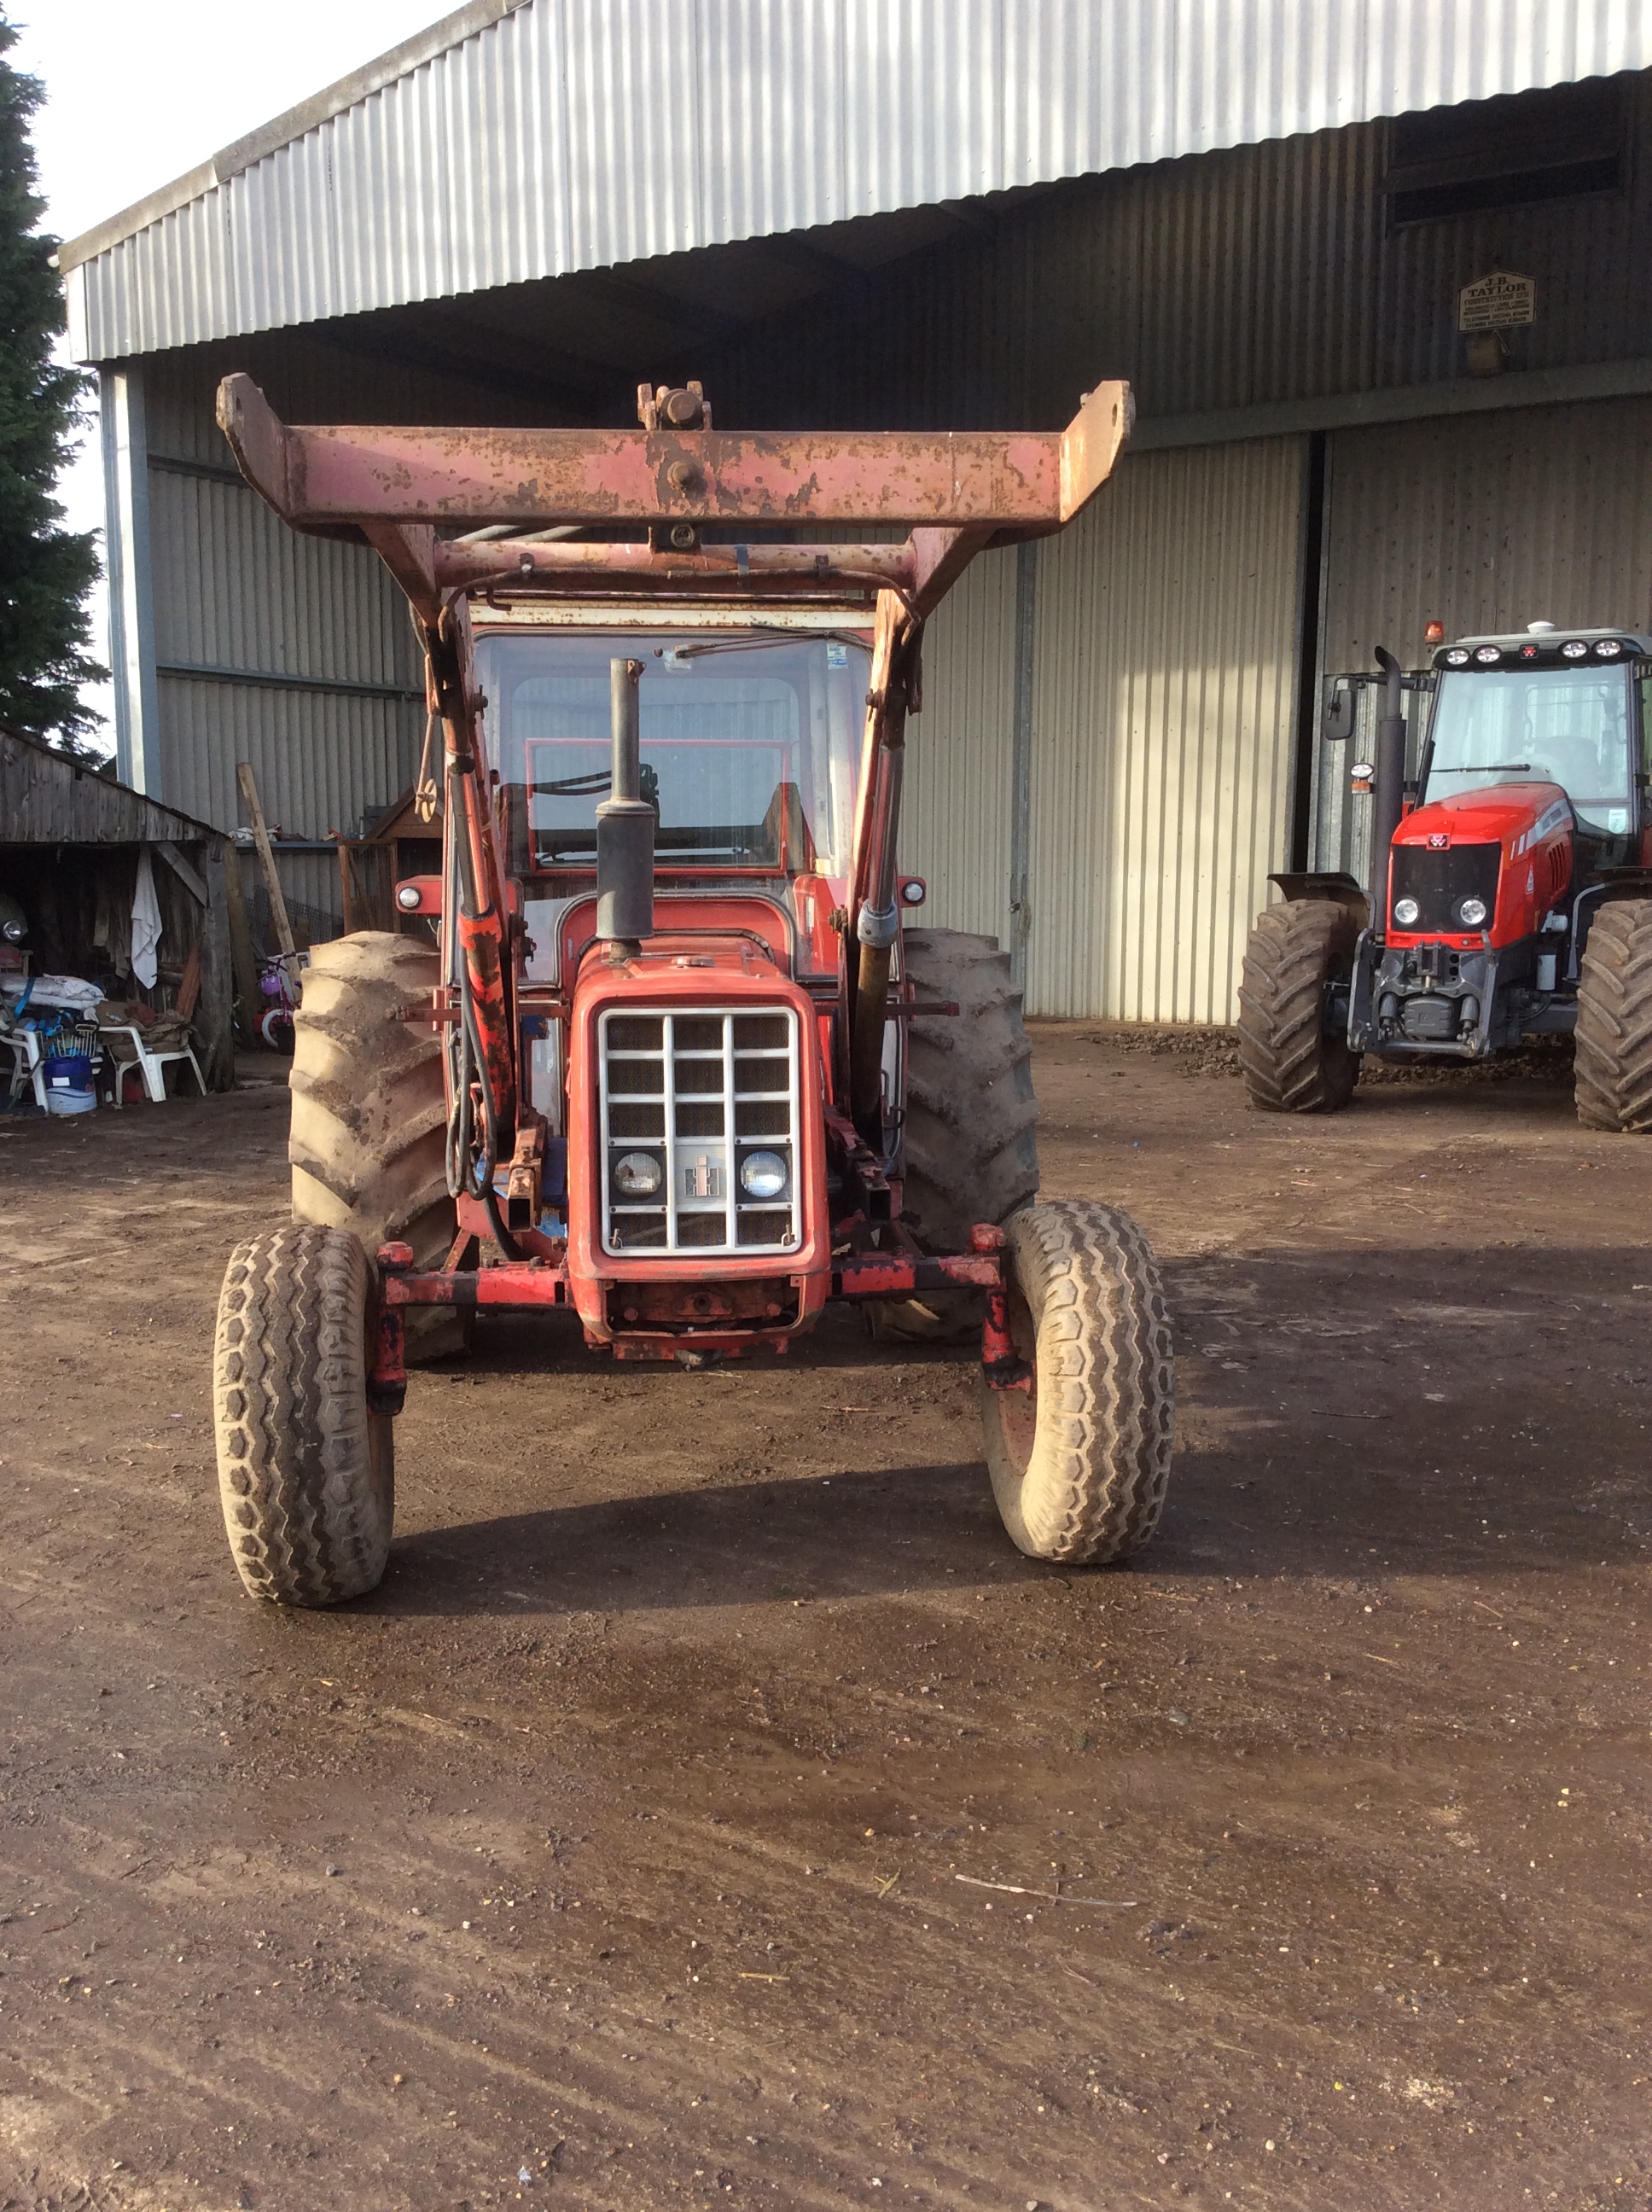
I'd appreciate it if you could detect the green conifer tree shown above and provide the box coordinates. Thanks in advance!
[0,14,103,752]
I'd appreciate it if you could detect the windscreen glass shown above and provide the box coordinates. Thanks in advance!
[1424,666,1634,834]
[478,630,868,875]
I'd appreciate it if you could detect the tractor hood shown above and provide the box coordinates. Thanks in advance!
[1399,782,1572,850]
[1387,782,1573,946]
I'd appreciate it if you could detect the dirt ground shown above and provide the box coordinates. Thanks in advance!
[3,1024,1649,2212]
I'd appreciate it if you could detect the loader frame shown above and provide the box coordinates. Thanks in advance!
[216,373,1131,1388]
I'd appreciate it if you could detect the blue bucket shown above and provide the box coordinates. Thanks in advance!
[44,1052,96,1115]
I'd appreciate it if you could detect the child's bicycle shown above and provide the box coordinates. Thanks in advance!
[254,950,308,1051]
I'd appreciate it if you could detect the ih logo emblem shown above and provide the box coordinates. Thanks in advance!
[1428,832,1450,848]
[684,1156,722,1199]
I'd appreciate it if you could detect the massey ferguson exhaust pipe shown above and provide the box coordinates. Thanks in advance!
[1372,645,1406,932]
[596,656,654,958]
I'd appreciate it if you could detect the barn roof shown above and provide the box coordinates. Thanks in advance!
[59,0,1649,366]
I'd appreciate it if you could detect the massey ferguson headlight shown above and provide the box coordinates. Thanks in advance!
[1442,647,1470,666]
[1393,897,1421,926]
[739,1150,788,1200]
[1561,639,1590,660]
[1457,895,1489,928]
[1594,637,1625,659]
[613,1150,663,1196]
[1473,645,1502,665]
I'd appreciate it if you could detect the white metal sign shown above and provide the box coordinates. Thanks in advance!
[1458,271,1536,332]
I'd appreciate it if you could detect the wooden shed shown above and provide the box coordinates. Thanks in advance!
[334,785,441,937]
[0,731,236,1088]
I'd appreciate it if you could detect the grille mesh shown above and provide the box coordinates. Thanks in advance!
[600,1008,800,1258]
[1390,842,1500,934]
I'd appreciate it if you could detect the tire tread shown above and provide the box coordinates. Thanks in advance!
[1236,901,1360,1114]
[212,1224,393,1605]
[1574,899,1652,1131]
[982,1198,1174,1565]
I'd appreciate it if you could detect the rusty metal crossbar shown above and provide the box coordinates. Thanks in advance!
[218,374,1131,533]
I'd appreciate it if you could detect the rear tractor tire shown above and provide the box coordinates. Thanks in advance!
[212,1225,394,1605]
[288,931,467,1360]
[1574,898,1652,1132]
[1237,899,1360,1113]
[980,1199,1174,1564]
[874,928,1040,1342]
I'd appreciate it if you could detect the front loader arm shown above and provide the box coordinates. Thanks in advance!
[423,596,518,1204]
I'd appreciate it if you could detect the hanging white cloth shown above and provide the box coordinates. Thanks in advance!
[131,847,163,988]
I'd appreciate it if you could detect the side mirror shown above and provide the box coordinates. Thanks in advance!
[1323,682,1357,743]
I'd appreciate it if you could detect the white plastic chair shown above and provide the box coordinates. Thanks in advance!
[97,1023,207,1104]
[3,1027,47,1109]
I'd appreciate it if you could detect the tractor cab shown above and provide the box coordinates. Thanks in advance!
[1419,627,1649,870]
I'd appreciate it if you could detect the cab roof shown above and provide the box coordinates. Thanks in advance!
[1445,626,1652,656]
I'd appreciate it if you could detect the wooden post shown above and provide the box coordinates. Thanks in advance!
[219,837,262,1047]
[236,760,298,977]
[198,838,241,1085]
[334,831,355,934]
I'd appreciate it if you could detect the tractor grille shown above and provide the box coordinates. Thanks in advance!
[598,1008,800,1257]
[1389,842,1501,934]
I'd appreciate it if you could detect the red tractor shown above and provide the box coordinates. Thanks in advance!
[1239,624,1652,1126]
[209,375,1175,1605]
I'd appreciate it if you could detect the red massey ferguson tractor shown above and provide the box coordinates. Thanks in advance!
[208,374,1175,1605]
[1239,625,1652,1126]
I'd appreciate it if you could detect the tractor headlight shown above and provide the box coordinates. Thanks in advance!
[739,1150,788,1200]
[1393,897,1420,926]
[1473,645,1502,665]
[1561,638,1590,659]
[1593,637,1625,659]
[1442,647,1470,666]
[1457,895,1489,928]
[613,1150,663,1196]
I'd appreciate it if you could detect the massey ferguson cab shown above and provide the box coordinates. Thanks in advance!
[1239,623,1652,1126]
[208,374,1175,1606]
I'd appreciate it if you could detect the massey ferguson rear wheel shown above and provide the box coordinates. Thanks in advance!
[874,928,1040,1341]
[1237,899,1360,1113]
[980,1200,1174,1564]
[288,931,467,1360]
[212,1225,394,1605]
[1574,899,1652,1131]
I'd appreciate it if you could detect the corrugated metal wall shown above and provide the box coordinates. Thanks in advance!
[143,343,437,847]
[1321,393,1652,668]
[899,544,1020,949]
[1026,439,1305,1021]
[66,0,1649,362]
[707,72,1652,434]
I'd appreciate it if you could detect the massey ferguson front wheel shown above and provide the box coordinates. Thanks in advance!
[980,1200,1174,1565]
[1237,899,1360,1113]
[212,1225,394,1606]
[1574,899,1652,1132]
[288,931,467,1360]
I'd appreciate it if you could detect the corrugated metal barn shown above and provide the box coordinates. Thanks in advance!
[60,0,1652,1017]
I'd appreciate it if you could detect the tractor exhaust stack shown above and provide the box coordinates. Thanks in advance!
[596,655,654,958]
[1372,645,1406,927]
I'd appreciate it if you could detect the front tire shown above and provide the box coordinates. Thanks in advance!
[980,1200,1174,1564]
[212,1225,394,1605]
[1574,899,1652,1131]
[1237,900,1360,1113]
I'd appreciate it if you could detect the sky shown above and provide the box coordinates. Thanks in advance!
[15,0,445,742]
